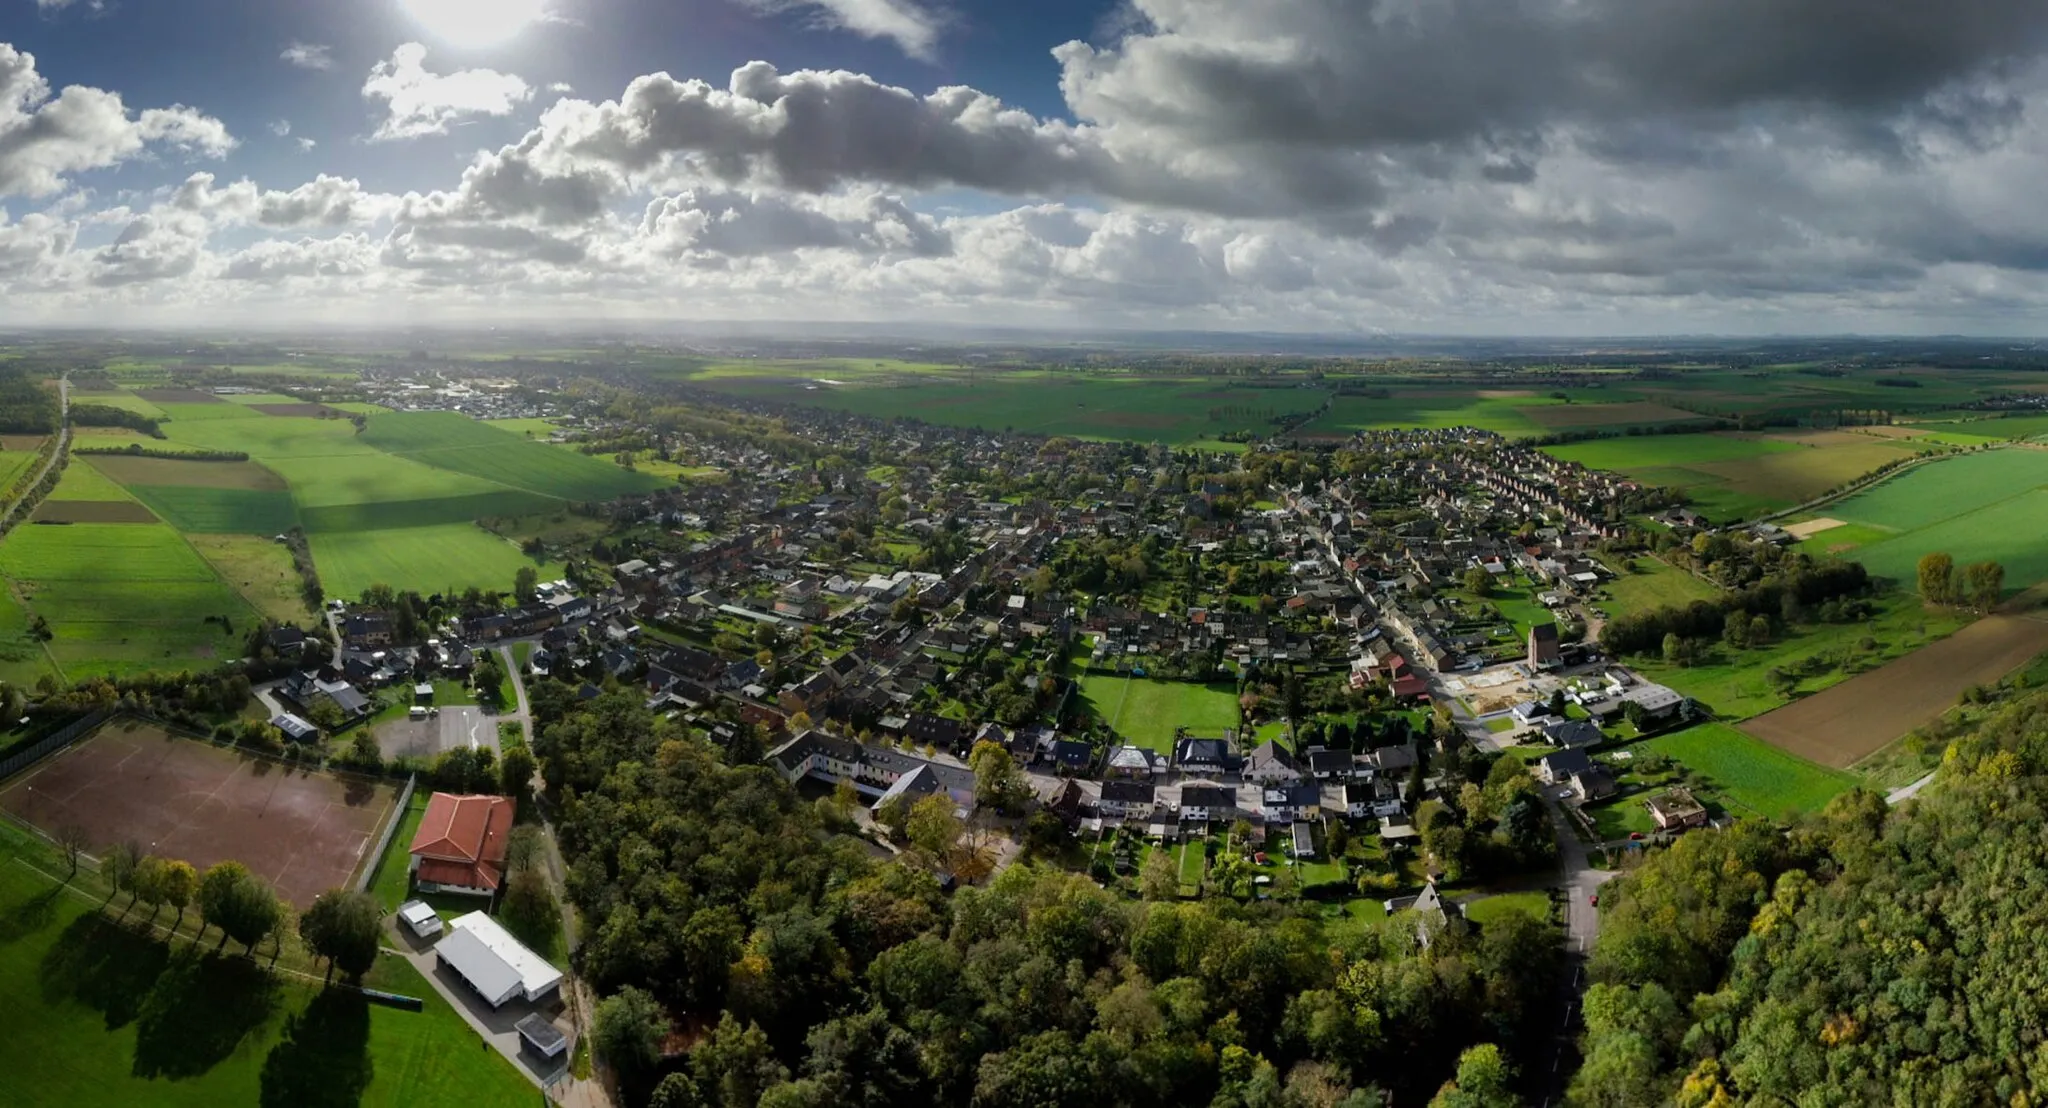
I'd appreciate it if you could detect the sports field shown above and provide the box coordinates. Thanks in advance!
[0,523,256,677]
[1823,450,2048,593]
[1640,723,1856,817]
[309,524,563,599]
[0,720,397,907]
[0,840,536,1106]
[1078,672,1241,752]
[1740,612,2048,767]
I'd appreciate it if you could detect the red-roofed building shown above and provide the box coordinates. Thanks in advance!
[409,792,515,897]
[1390,674,1431,702]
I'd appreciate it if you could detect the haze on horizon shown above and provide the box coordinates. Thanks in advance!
[4,0,2048,336]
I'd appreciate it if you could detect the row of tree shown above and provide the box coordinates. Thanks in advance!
[1915,551,2005,609]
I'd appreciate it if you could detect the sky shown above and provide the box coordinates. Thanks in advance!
[4,0,2048,335]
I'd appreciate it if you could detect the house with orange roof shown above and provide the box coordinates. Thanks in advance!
[408,792,515,897]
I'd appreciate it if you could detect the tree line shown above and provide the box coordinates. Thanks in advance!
[1599,559,1871,657]
[1916,552,2005,609]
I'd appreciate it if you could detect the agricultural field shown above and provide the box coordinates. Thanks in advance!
[361,411,670,500]
[84,455,298,534]
[1818,450,2048,593]
[1546,430,1935,521]
[186,534,312,623]
[1595,556,1720,615]
[1740,612,2048,768]
[0,445,38,492]
[0,523,256,678]
[1640,723,1857,817]
[1077,672,1241,753]
[309,523,563,599]
[0,586,48,685]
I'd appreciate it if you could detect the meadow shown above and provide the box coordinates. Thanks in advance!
[186,534,312,623]
[309,524,564,599]
[1596,556,1720,615]
[1822,449,2048,593]
[1546,430,1935,521]
[1640,723,1857,817]
[362,411,670,501]
[0,834,536,1107]
[0,523,256,678]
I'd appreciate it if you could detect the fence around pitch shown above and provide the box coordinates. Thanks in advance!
[0,708,112,784]
[354,772,417,893]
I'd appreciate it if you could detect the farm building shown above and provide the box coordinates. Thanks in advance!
[409,792,516,896]
[436,911,563,1008]
[1645,788,1710,831]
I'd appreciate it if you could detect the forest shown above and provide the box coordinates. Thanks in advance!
[530,686,1559,1107]
[0,368,60,433]
[1573,677,2048,1105]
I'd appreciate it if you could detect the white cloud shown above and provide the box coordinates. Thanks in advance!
[297,137,317,152]
[269,119,291,137]
[363,43,532,141]
[0,43,234,199]
[741,0,947,61]
[280,43,334,71]
[34,0,105,12]
[548,82,574,94]
[169,172,397,229]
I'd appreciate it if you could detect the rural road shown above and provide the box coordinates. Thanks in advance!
[1887,771,1938,805]
[1538,791,1618,1103]
[0,375,68,529]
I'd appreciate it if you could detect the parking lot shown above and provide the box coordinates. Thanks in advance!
[373,705,501,762]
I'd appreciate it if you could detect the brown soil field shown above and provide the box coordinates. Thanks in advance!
[1741,613,2048,768]
[1519,401,1702,429]
[250,403,344,417]
[133,388,224,404]
[85,454,287,490]
[0,435,46,452]
[30,500,159,523]
[0,719,397,907]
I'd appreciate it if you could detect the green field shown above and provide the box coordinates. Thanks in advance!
[310,524,560,599]
[1640,723,1856,817]
[0,838,536,1107]
[0,585,50,685]
[124,487,299,533]
[1823,450,2048,594]
[42,462,143,502]
[1077,672,1241,753]
[362,412,669,501]
[0,448,37,492]
[1597,556,1720,615]
[1463,890,1551,926]
[186,534,312,623]
[0,523,256,678]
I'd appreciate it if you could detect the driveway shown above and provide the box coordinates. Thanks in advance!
[373,706,501,762]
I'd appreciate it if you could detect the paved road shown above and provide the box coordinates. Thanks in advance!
[1536,791,1619,1103]
[1887,770,1938,805]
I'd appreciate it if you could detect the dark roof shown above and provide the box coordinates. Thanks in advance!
[1537,747,1594,777]
[1100,780,1155,804]
[1304,747,1351,773]
[1542,719,1607,749]
[515,1014,567,1056]
[1181,784,1237,808]
[1051,739,1093,768]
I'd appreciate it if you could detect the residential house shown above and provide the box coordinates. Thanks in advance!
[1535,747,1593,786]
[1099,780,1157,820]
[1242,739,1303,784]
[1174,736,1240,775]
[1261,782,1323,823]
[1104,745,1165,779]
[1528,623,1563,669]
[1571,768,1618,802]
[1645,787,1709,831]
[409,793,516,896]
[1541,719,1606,749]
[1179,784,1238,823]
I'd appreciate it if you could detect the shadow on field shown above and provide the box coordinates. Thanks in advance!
[0,882,64,944]
[38,912,169,1029]
[259,987,373,1108]
[131,947,280,1079]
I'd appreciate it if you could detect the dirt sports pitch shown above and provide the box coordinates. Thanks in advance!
[0,720,397,906]
[1741,613,2048,767]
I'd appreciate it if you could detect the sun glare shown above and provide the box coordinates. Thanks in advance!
[398,0,546,48]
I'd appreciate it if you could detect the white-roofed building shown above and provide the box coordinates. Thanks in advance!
[436,911,563,1009]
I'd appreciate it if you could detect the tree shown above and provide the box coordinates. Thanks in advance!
[514,565,538,599]
[53,822,88,878]
[1918,551,1956,604]
[906,793,962,864]
[306,696,344,732]
[1463,566,1493,596]
[1721,610,1749,649]
[967,741,1029,811]
[473,654,505,705]
[199,861,281,953]
[1964,560,2005,610]
[595,985,672,1077]
[1748,614,1771,646]
[500,743,537,796]
[1140,850,1179,901]
[158,859,198,930]
[102,840,140,907]
[1661,632,1686,666]
[132,854,167,921]
[301,888,382,980]
[1430,1044,1516,1108]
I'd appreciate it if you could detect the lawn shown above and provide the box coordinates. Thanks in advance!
[1177,838,1207,891]
[1823,450,2048,594]
[365,795,429,914]
[0,522,257,678]
[0,849,536,1107]
[310,524,560,600]
[1625,592,1968,720]
[186,533,314,624]
[1463,890,1550,926]
[1639,723,1856,818]
[1078,672,1241,753]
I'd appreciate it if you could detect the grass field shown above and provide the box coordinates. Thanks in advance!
[1077,672,1241,752]
[1823,450,2048,594]
[1597,556,1720,615]
[1640,723,1856,817]
[1545,431,1931,521]
[0,585,50,686]
[1463,890,1550,925]
[123,487,299,533]
[362,412,669,501]
[186,534,312,623]
[310,524,561,599]
[42,461,143,502]
[0,523,256,678]
[0,447,37,493]
[0,845,536,1107]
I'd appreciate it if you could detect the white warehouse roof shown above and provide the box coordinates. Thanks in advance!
[438,911,563,1008]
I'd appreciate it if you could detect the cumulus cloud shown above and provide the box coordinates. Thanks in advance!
[639,187,950,258]
[740,0,947,61]
[363,43,531,141]
[269,119,291,137]
[91,212,205,286]
[222,234,373,283]
[0,43,234,199]
[280,42,334,71]
[169,172,396,228]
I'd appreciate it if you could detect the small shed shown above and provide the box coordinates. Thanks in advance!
[397,899,442,939]
[515,1014,569,1060]
[414,682,435,704]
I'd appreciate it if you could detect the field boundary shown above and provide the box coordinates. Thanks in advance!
[355,773,417,893]
[1744,445,1969,529]
[0,707,110,783]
